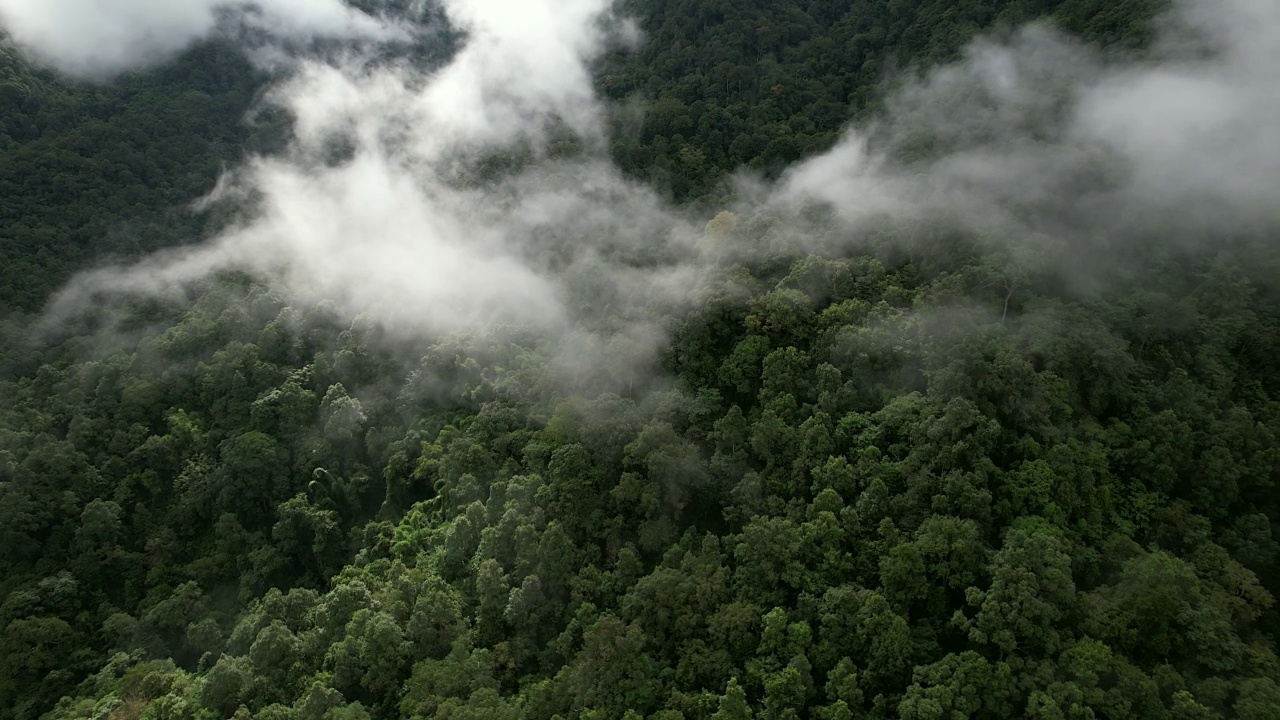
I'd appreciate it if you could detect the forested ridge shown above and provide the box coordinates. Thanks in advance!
[0,38,273,312]
[4,1,1280,720]
[599,0,1166,202]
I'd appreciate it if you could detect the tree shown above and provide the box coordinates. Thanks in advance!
[960,520,1076,657]
[218,430,290,524]
[561,615,658,717]
[715,677,753,720]
[899,652,1015,720]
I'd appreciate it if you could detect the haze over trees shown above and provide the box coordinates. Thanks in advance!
[3,1,1279,720]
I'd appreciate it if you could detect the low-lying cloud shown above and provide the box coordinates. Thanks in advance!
[49,0,700,351]
[0,0,395,76]
[1075,0,1280,228]
[38,0,1280,382]
[778,0,1280,254]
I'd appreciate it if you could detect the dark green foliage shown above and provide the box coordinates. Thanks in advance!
[599,0,1169,202]
[12,231,1277,720]
[0,39,271,312]
[2,1,1275,720]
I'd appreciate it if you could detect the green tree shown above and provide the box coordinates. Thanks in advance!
[714,677,753,720]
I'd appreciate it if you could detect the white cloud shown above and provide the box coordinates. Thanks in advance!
[46,0,1280,371]
[1073,0,1280,227]
[414,0,615,149]
[0,0,393,76]
[778,0,1280,246]
[52,0,700,353]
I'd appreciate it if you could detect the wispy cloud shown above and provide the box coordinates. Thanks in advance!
[38,0,1280,388]
[778,0,1280,253]
[0,0,396,76]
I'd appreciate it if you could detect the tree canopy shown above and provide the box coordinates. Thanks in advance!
[3,1,1276,720]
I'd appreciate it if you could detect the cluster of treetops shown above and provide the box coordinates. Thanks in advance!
[7,1,1280,720]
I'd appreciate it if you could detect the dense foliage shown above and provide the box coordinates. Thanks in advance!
[0,39,272,312]
[3,1,1277,720]
[598,0,1168,202]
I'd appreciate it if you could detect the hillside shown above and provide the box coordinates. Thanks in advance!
[3,1,1279,719]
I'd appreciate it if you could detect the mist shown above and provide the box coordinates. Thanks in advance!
[45,0,701,340]
[7,3,1280,716]
[778,0,1280,261]
[0,0,396,76]
[28,0,1280,390]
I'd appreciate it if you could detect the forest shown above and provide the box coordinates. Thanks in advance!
[2,0,1279,719]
